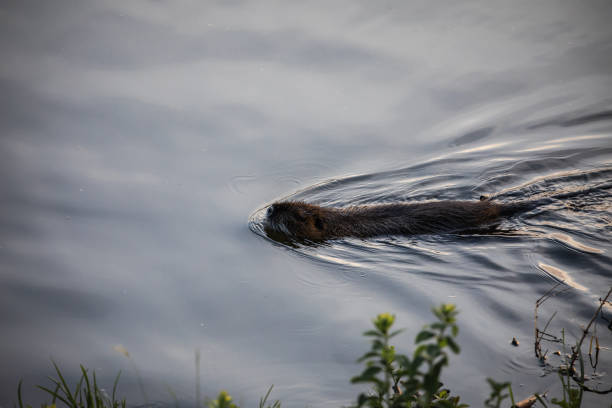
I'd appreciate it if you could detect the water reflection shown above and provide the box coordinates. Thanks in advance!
[547,233,604,255]
[537,263,588,292]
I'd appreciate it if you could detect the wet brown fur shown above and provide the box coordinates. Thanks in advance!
[264,200,520,242]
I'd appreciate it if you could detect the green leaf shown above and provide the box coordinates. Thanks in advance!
[395,355,411,369]
[415,331,435,343]
[357,351,380,363]
[432,359,447,379]
[430,323,446,331]
[372,339,384,351]
[426,344,441,358]
[389,329,405,338]
[414,344,427,358]
[356,394,380,408]
[411,354,425,371]
[356,393,369,407]
[363,330,382,337]
[446,336,460,354]
[351,366,383,383]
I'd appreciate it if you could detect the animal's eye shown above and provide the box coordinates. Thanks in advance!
[266,206,273,216]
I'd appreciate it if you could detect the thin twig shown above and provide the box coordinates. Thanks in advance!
[571,383,612,395]
[537,311,558,358]
[538,332,561,341]
[535,283,566,359]
[569,287,612,369]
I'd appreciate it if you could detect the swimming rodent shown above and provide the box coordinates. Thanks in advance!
[263,199,533,242]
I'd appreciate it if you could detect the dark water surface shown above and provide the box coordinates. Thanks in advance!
[1,1,612,407]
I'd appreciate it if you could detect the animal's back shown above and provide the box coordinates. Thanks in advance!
[264,199,525,241]
[342,201,503,236]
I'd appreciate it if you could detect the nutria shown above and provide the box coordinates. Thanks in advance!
[264,200,531,242]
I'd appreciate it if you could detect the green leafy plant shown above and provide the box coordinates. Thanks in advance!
[207,391,237,408]
[351,304,467,408]
[484,378,513,408]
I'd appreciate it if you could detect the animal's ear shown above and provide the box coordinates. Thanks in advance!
[314,216,324,231]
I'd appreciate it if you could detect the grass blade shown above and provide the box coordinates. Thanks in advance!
[508,383,515,406]
[93,369,101,408]
[51,382,61,404]
[17,380,24,408]
[36,386,71,407]
[51,360,78,407]
[535,393,549,408]
[80,365,95,408]
[259,385,274,408]
[75,371,85,406]
[112,371,121,405]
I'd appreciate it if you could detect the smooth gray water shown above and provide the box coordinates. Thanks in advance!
[1,1,612,407]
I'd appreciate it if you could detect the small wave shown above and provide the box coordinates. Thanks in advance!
[527,109,612,130]
[537,263,588,291]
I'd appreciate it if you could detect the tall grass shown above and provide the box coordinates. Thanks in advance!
[16,361,125,408]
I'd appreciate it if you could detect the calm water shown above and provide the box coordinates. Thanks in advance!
[1,1,611,407]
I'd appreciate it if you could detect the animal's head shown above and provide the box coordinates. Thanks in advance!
[264,201,327,242]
